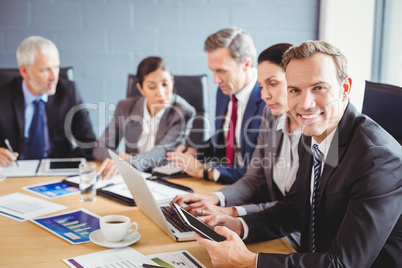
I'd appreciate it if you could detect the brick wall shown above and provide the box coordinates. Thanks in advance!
[0,0,319,137]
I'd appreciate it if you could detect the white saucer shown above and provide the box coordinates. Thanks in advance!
[89,229,141,248]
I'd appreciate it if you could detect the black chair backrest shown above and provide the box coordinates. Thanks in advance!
[0,66,74,86]
[127,74,208,146]
[362,80,402,144]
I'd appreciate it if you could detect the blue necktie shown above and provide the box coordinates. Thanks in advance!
[309,144,323,252]
[26,99,46,159]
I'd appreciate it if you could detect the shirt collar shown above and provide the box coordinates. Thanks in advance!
[22,80,48,107]
[311,127,338,158]
[276,113,302,137]
[142,98,166,120]
[276,113,287,132]
[233,68,257,102]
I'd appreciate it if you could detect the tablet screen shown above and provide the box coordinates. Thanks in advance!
[173,203,226,242]
[49,161,81,169]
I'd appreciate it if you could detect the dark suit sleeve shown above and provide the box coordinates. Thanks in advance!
[243,181,301,243]
[214,165,247,184]
[248,145,402,268]
[57,80,96,159]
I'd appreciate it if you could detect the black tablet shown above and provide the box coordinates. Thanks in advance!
[49,160,82,169]
[172,203,226,242]
[43,158,85,174]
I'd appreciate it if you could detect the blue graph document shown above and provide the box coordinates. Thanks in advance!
[31,209,101,244]
[23,180,79,199]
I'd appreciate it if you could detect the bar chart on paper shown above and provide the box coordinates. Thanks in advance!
[31,209,101,244]
[56,216,93,237]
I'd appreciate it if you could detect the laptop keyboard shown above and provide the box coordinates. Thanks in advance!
[161,206,192,233]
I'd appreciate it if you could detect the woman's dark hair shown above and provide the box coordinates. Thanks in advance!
[136,56,171,87]
[257,43,293,68]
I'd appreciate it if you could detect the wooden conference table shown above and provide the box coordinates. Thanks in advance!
[0,174,295,267]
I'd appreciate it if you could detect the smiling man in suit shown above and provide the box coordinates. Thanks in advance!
[0,36,96,167]
[167,27,265,184]
[193,40,402,267]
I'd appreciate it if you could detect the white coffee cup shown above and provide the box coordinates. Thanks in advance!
[100,215,138,242]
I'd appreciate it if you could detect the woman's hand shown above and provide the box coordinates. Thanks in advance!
[97,153,129,179]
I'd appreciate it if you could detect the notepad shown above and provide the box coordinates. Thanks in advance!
[2,160,41,177]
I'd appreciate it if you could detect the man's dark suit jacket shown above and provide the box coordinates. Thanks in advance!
[243,103,402,267]
[0,77,96,159]
[199,82,265,184]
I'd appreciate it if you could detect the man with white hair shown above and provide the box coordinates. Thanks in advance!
[0,36,96,166]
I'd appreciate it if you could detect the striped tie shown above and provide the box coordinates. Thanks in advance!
[309,144,323,252]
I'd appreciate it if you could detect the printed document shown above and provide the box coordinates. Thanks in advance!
[0,192,67,221]
[63,247,205,268]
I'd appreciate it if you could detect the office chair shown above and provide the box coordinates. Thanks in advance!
[127,74,208,146]
[362,80,402,145]
[0,66,74,86]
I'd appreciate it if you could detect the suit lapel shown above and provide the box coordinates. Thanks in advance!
[267,125,284,200]
[298,135,314,250]
[154,96,176,144]
[47,94,57,141]
[299,135,314,196]
[240,83,261,150]
[12,81,25,146]
[317,103,355,206]
[214,90,230,146]
[127,98,145,146]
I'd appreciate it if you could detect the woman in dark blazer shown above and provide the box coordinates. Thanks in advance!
[93,57,195,177]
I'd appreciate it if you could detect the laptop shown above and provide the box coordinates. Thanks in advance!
[109,150,195,241]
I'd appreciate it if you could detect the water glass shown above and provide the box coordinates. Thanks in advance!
[79,162,97,202]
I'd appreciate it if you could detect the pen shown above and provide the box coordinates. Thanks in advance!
[142,264,162,268]
[4,139,19,167]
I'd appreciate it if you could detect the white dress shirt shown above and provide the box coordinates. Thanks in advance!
[137,98,166,154]
[273,113,302,196]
